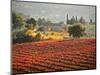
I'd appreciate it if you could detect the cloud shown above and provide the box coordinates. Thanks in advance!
[12,1,95,22]
[41,10,46,14]
[55,14,60,18]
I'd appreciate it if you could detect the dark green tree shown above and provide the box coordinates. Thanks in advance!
[70,16,76,24]
[42,18,46,25]
[66,14,69,24]
[37,18,42,26]
[26,18,36,25]
[12,12,25,29]
[68,24,85,38]
[37,18,46,26]
[79,16,85,24]
[90,19,93,24]
[26,18,36,29]
[75,16,78,23]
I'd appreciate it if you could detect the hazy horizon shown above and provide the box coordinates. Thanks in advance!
[12,1,96,23]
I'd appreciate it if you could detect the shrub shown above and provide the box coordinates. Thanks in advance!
[12,30,34,43]
[68,24,85,38]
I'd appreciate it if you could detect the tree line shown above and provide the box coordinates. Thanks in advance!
[12,12,86,43]
[66,14,86,25]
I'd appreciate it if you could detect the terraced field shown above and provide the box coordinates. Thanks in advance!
[12,39,96,74]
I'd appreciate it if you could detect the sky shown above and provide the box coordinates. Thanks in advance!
[12,1,96,23]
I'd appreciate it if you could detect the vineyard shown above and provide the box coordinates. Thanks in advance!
[12,39,96,74]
